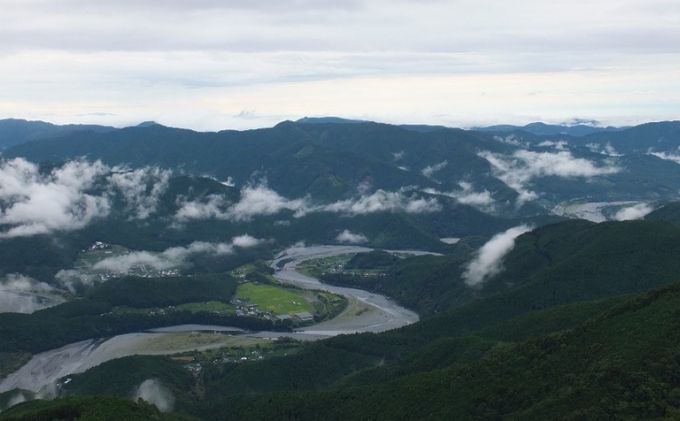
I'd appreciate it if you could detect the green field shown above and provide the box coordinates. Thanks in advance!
[235,283,314,315]
[177,301,235,315]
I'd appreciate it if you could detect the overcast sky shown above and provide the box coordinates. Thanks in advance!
[1,0,679,130]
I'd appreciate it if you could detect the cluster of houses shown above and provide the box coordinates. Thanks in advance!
[231,297,315,324]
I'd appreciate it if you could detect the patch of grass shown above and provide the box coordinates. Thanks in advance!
[235,283,313,315]
[177,301,235,315]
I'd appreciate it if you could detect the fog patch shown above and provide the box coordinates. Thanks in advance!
[108,167,171,219]
[336,230,368,244]
[494,135,528,147]
[0,274,65,314]
[322,189,441,215]
[462,225,533,287]
[649,150,680,165]
[356,179,373,195]
[229,185,309,220]
[423,181,494,211]
[614,203,653,221]
[5,391,28,409]
[92,236,262,274]
[0,158,110,238]
[537,140,568,150]
[0,159,176,238]
[440,237,460,245]
[175,185,309,222]
[177,186,441,221]
[132,379,174,413]
[587,142,622,156]
[479,150,620,205]
[421,160,447,178]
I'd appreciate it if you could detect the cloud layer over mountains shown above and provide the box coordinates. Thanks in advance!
[463,225,533,286]
[479,150,621,204]
[175,185,442,223]
[0,158,171,238]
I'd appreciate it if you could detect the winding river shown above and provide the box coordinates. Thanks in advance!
[0,245,434,395]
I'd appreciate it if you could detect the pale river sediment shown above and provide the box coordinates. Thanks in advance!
[0,245,436,394]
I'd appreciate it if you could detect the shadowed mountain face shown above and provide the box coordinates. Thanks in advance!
[3,119,680,213]
[0,119,114,150]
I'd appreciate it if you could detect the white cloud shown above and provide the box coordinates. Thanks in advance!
[537,140,568,150]
[108,167,171,219]
[321,189,441,215]
[175,185,309,222]
[586,142,622,156]
[0,159,110,238]
[133,379,174,413]
[356,179,373,195]
[175,194,231,221]
[231,234,262,248]
[228,185,309,220]
[614,203,653,221]
[91,236,262,274]
[0,274,63,313]
[462,224,533,286]
[649,151,680,164]
[440,237,460,244]
[336,229,368,244]
[423,181,495,211]
[494,134,528,147]
[479,150,621,205]
[421,160,447,178]
[176,186,442,221]
[0,159,177,238]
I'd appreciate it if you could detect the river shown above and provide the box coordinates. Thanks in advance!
[0,245,434,394]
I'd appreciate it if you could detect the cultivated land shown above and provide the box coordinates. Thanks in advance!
[235,283,313,316]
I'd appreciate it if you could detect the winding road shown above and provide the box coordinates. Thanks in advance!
[0,245,434,395]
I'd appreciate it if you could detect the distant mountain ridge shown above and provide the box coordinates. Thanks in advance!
[0,118,115,150]
[474,121,625,137]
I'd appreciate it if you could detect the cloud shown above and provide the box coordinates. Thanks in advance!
[479,150,621,205]
[133,379,174,413]
[0,159,110,238]
[494,134,528,147]
[586,142,622,156]
[462,224,533,287]
[229,185,309,220]
[175,185,309,222]
[231,234,262,248]
[423,181,495,211]
[356,179,373,195]
[175,194,231,221]
[421,160,447,178]
[614,203,653,221]
[321,189,441,215]
[649,151,680,164]
[0,159,177,238]
[91,235,262,274]
[537,140,568,150]
[176,185,441,221]
[108,167,171,219]
[0,274,63,314]
[336,229,368,244]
